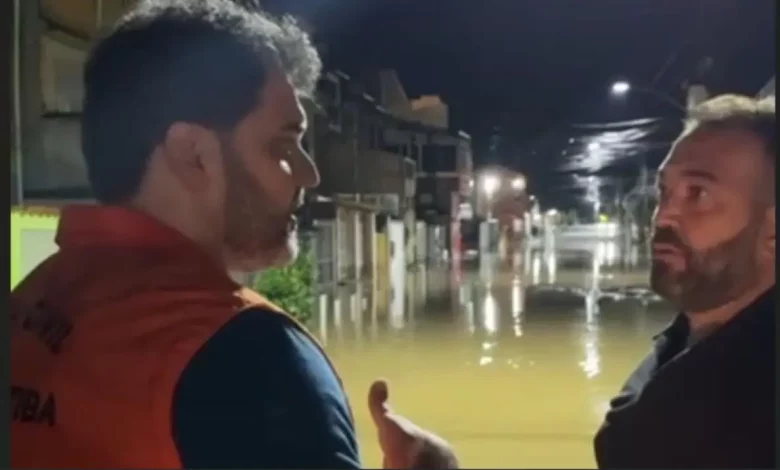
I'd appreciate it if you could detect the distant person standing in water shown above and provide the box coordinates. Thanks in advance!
[595,94,776,469]
[10,0,458,468]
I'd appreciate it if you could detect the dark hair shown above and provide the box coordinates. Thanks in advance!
[81,0,321,203]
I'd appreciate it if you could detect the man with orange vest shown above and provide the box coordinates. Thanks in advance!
[10,0,458,468]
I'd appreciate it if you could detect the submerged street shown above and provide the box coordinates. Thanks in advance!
[313,242,674,468]
[10,2,773,468]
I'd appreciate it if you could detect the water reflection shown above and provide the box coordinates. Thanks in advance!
[312,245,673,468]
[579,292,601,379]
[482,290,499,336]
[511,276,524,338]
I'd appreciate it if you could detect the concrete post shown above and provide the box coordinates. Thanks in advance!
[368,213,377,282]
[334,207,342,283]
[353,210,361,281]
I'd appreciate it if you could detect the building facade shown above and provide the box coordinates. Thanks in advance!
[11,0,137,203]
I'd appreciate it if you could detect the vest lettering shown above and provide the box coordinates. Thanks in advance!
[11,386,57,426]
[15,302,73,355]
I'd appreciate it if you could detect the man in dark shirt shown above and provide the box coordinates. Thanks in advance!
[594,95,776,469]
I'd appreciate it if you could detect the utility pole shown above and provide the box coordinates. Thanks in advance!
[685,57,713,111]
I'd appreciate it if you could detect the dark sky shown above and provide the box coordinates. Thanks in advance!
[261,0,775,209]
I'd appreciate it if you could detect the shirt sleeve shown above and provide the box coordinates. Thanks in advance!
[171,308,361,469]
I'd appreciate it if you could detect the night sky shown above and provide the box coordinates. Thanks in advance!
[259,0,775,210]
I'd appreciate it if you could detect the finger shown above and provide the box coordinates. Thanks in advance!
[368,378,391,426]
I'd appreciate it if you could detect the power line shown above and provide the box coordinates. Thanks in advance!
[651,50,681,88]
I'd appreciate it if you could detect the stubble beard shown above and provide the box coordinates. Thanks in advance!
[650,224,761,313]
[220,142,298,273]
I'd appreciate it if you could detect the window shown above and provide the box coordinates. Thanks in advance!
[316,76,343,130]
[366,124,378,149]
[342,108,357,135]
[410,142,419,160]
[421,144,457,173]
[383,144,406,155]
[41,36,87,114]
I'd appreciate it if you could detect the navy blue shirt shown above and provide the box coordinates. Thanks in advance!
[594,286,776,469]
[171,309,361,469]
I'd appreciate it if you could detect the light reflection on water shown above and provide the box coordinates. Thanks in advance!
[311,243,673,468]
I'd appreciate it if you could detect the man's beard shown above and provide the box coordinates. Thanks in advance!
[220,141,298,273]
[650,223,761,313]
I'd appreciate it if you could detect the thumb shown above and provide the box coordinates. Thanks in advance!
[368,378,392,427]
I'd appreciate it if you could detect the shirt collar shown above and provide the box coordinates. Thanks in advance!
[653,312,689,342]
[653,285,776,343]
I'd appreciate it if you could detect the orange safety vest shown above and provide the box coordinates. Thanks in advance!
[10,205,351,469]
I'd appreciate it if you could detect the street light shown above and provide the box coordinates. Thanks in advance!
[587,141,602,152]
[608,80,687,113]
[483,174,499,198]
[482,173,499,220]
[611,81,631,96]
[511,176,526,191]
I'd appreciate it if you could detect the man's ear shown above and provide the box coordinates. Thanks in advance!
[162,122,220,192]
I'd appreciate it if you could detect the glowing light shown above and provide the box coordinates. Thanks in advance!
[611,81,631,95]
[483,174,500,198]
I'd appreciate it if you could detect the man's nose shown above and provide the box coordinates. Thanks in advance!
[293,150,320,189]
[652,200,681,230]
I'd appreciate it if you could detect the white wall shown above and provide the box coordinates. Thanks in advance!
[20,227,58,280]
[387,219,406,329]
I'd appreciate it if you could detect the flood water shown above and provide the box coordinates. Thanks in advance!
[311,242,675,468]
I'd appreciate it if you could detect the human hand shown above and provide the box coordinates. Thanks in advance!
[368,379,459,469]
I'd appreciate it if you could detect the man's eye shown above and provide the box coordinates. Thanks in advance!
[270,145,292,162]
[687,185,708,202]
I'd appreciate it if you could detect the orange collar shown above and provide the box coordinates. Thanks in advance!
[57,205,198,248]
[56,205,236,286]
